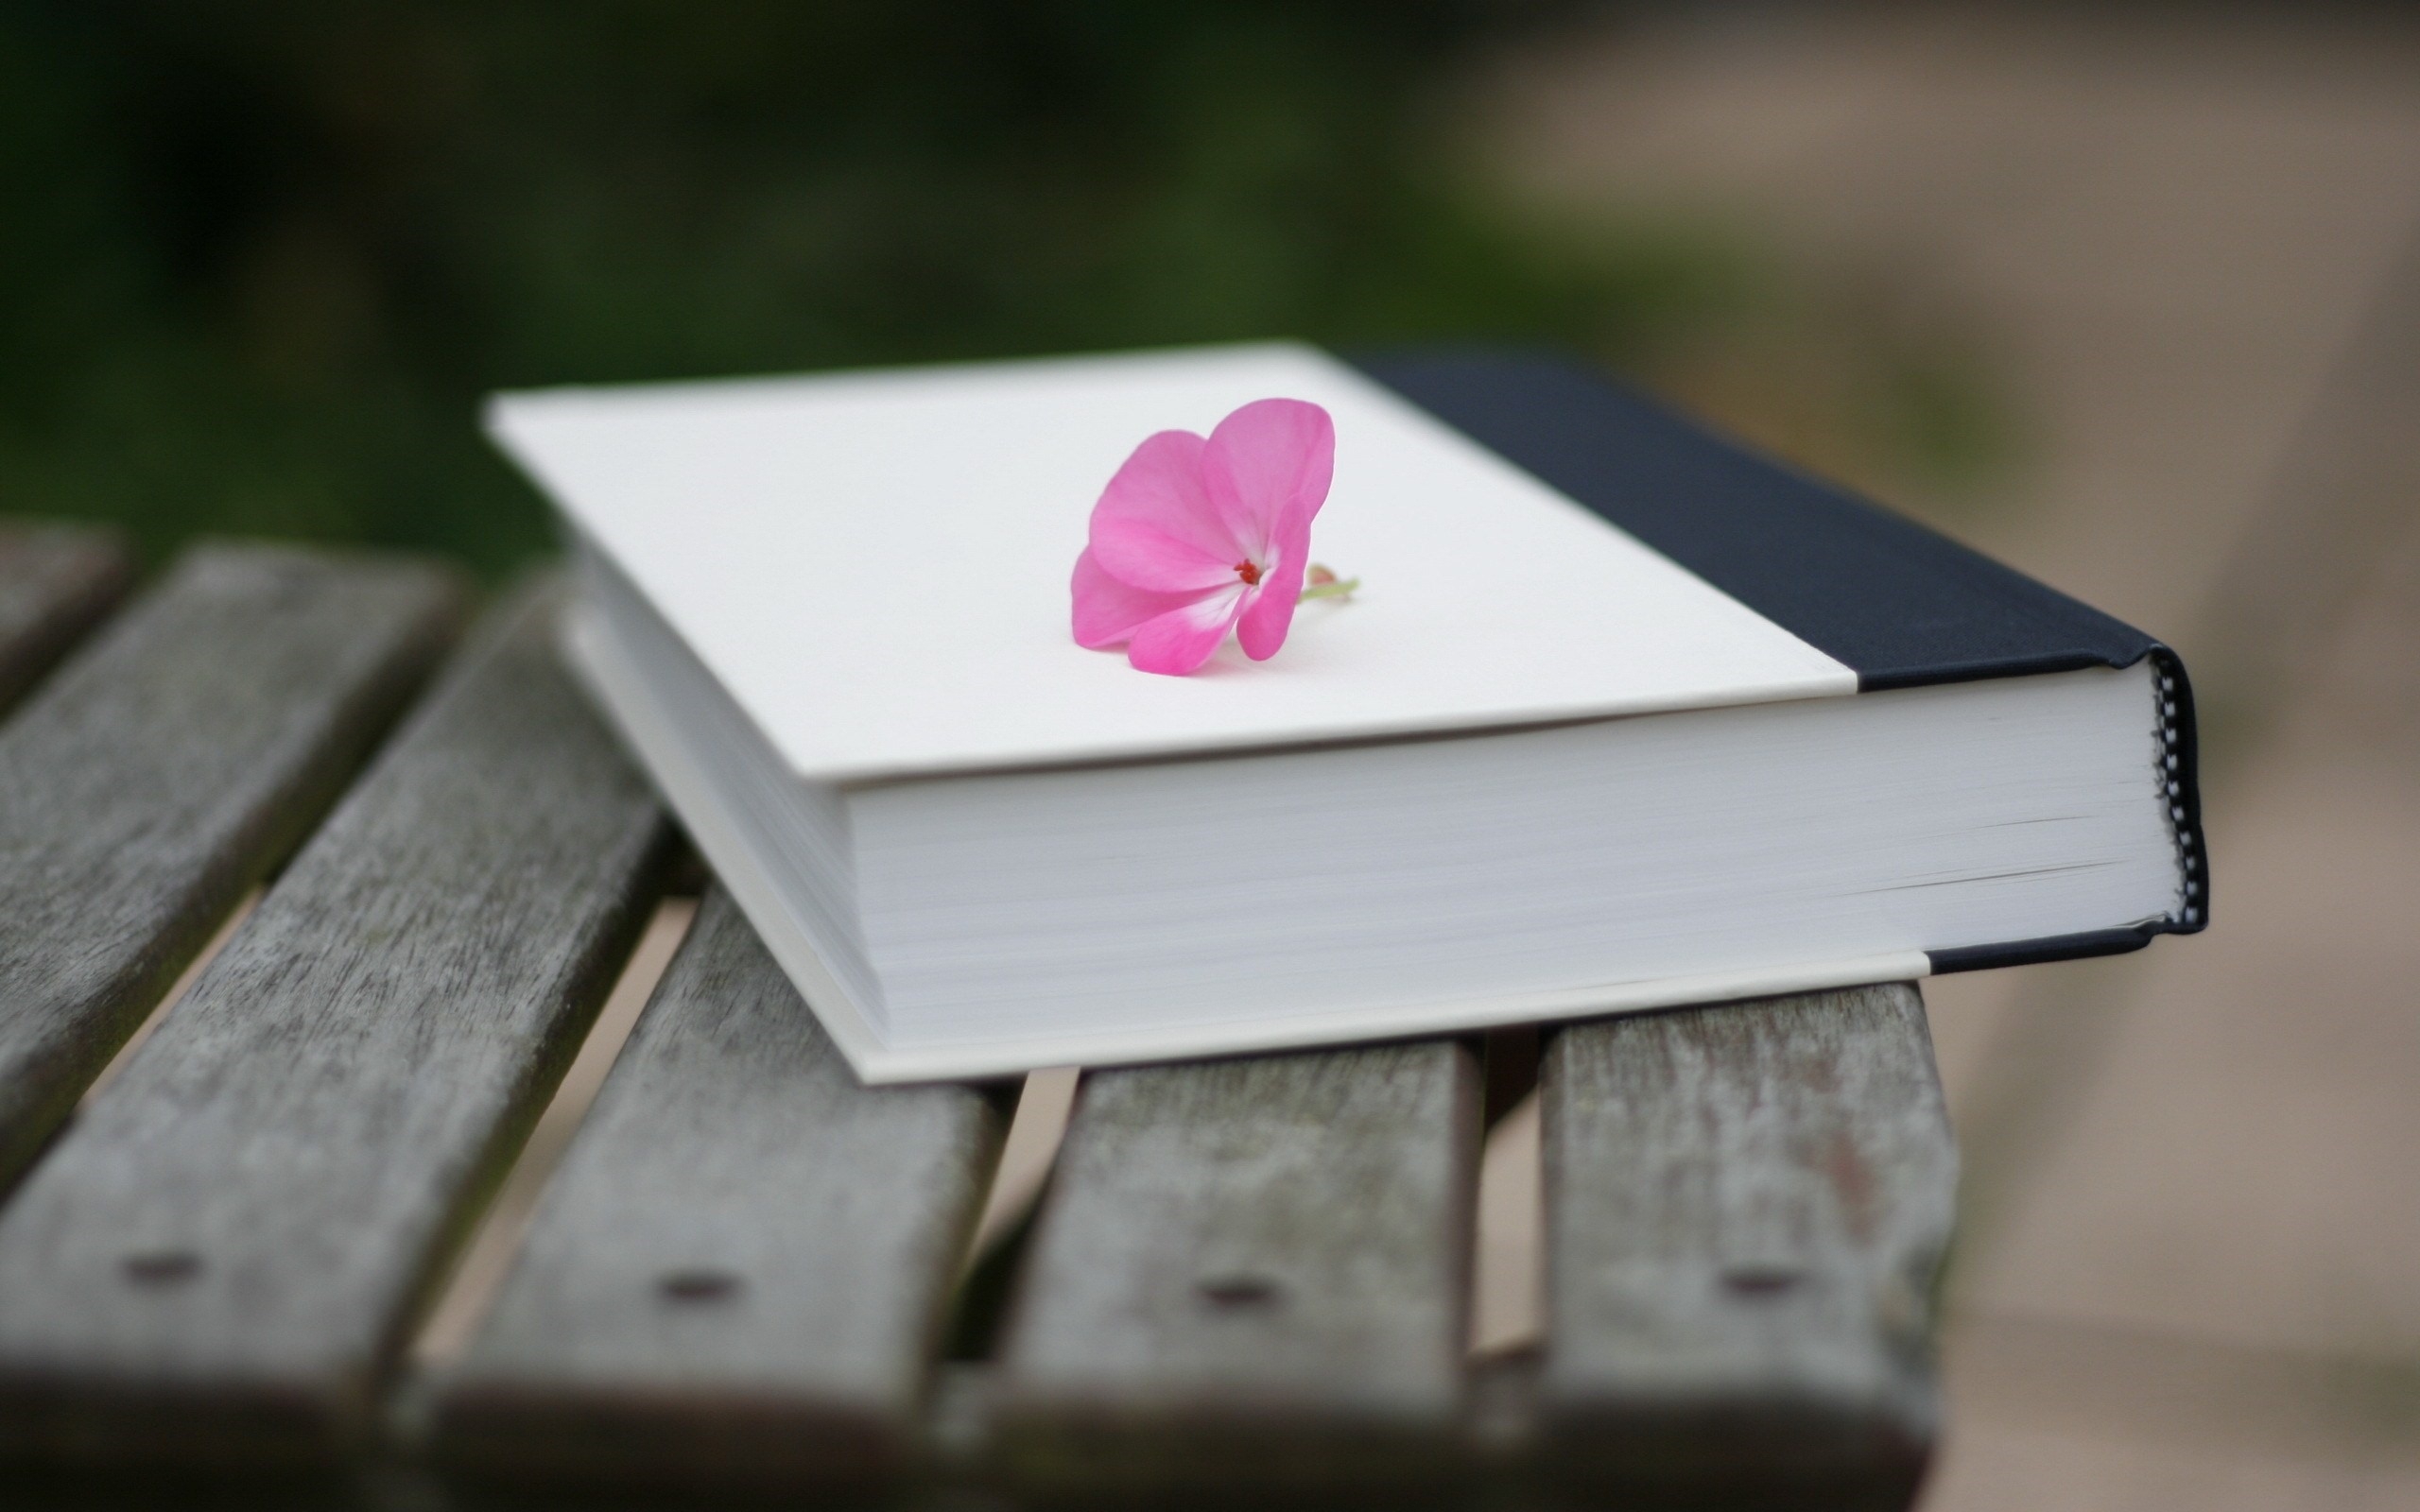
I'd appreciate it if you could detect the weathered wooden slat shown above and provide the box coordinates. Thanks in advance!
[0,587,676,1469]
[1539,985,1957,1511]
[0,543,463,1187]
[425,887,1004,1490]
[0,523,133,715]
[994,1040,1479,1497]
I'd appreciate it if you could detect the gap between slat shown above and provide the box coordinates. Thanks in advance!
[962,1066,1080,1273]
[71,886,264,1115]
[1471,1085,1545,1360]
[408,893,701,1367]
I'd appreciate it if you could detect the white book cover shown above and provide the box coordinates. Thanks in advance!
[489,342,1858,784]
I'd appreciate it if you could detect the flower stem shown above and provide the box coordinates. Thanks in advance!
[1298,576,1359,602]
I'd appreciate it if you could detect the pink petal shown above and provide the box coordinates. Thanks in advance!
[1200,399,1334,561]
[1071,548,1206,649]
[1235,498,1315,661]
[1089,429,1242,592]
[1126,585,1246,676]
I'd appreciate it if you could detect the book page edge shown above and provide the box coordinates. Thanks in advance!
[834,952,1933,1084]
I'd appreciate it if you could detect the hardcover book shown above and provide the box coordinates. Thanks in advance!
[487,343,2206,1082]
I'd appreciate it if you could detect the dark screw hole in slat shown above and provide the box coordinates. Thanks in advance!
[657,1268,743,1303]
[1720,1264,1806,1298]
[121,1249,202,1286]
[1195,1274,1284,1310]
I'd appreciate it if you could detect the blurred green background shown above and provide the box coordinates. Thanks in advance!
[3,0,2015,576]
[0,0,1728,574]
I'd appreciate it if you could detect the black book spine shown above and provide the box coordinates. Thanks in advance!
[1354,347,2210,952]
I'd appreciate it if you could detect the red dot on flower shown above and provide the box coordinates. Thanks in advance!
[1235,560,1263,586]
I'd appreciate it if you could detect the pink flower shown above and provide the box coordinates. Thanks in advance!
[1070,398,1336,676]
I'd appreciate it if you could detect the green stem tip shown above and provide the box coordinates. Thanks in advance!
[1298,563,1359,603]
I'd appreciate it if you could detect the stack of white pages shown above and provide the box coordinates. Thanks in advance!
[488,343,2205,1082]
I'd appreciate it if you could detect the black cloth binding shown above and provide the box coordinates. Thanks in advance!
[1351,347,2209,945]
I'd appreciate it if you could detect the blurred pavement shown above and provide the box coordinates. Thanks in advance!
[1479,7,2420,1505]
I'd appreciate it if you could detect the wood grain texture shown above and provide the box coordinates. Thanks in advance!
[995,1040,1479,1498]
[0,543,463,1188]
[426,887,1004,1491]
[1539,985,1957,1511]
[0,523,133,716]
[0,586,676,1469]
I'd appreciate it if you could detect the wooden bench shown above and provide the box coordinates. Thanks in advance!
[0,529,1958,1508]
